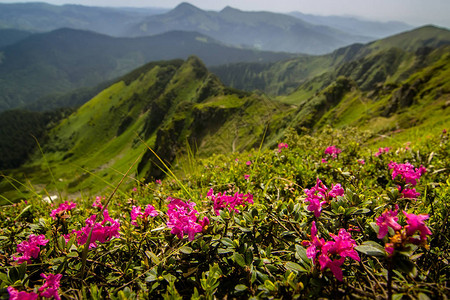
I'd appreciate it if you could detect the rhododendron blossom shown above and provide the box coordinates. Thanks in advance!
[92,196,104,209]
[376,206,402,239]
[303,179,344,217]
[388,161,426,186]
[207,188,254,215]
[130,204,159,225]
[13,234,49,264]
[403,211,432,244]
[50,201,76,219]
[389,161,426,198]
[39,273,62,300]
[399,187,421,199]
[374,147,390,157]
[166,198,208,241]
[302,221,325,262]
[303,222,359,281]
[377,210,432,255]
[277,142,288,152]
[7,287,38,300]
[72,210,120,248]
[324,145,342,159]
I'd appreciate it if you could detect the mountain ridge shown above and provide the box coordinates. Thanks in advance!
[126,2,373,54]
[0,27,297,112]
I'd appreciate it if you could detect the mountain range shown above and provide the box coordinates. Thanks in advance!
[211,25,450,96]
[0,2,412,53]
[1,25,449,201]
[0,28,297,112]
[126,2,374,54]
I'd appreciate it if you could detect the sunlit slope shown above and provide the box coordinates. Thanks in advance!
[7,57,291,198]
[212,25,450,96]
[286,48,450,137]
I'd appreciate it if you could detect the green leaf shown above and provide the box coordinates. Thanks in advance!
[393,294,404,300]
[355,241,386,257]
[145,251,160,264]
[217,248,233,254]
[234,252,246,267]
[285,261,307,273]
[179,246,193,254]
[235,284,248,292]
[264,280,277,292]
[221,238,234,248]
[295,245,310,264]
[67,251,79,258]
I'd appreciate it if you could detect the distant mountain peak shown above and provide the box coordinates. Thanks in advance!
[173,2,201,12]
[220,6,240,13]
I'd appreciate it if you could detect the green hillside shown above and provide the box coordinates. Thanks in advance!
[0,57,292,201]
[212,25,450,96]
[0,28,296,112]
[1,26,449,203]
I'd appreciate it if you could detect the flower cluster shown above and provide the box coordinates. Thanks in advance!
[376,208,432,254]
[324,145,342,159]
[388,161,426,198]
[13,234,49,264]
[166,198,209,241]
[92,196,104,209]
[50,201,76,220]
[7,287,38,300]
[277,142,289,153]
[374,147,390,157]
[207,188,254,215]
[130,204,159,226]
[8,272,62,300]
[303,222,360,281]
[39,273,62,300]
[303,178,344,217]
[72,210,120,248]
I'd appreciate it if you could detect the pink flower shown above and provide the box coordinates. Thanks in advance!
[376,207,402,239]
[92,196,103,209]
[403,211,432,244]
[374,147,390,157]
[302,221,325,262]
[50,201,76,220]
[13,234,49,264]
[324,145,342,159]
[155,179,162,184]
[400,187,421,199]
[357,159,365,165]
[321,158,328,164]
[166,198,207,241]
[207,188,254,215]
[132,187,138,192]
[246,161,252,166]
[130,204,159,226]
[7,287,38,300]
[388,161,426,186]
[244,174,250,180]
[303,224,359,281]
[277,142,289,153]
[39,273,62,300]
[72,210,120,248]
[303,179,344,217]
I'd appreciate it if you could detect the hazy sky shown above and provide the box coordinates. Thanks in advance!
[1,0,449,28]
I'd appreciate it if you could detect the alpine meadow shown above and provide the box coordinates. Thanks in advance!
[0,2,449,299]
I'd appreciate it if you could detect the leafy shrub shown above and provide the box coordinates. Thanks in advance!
[0,127,448,299]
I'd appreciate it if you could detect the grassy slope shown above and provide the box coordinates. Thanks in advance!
[213,26,450,97]
[0,57,293,203]
[286,47,450,147]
